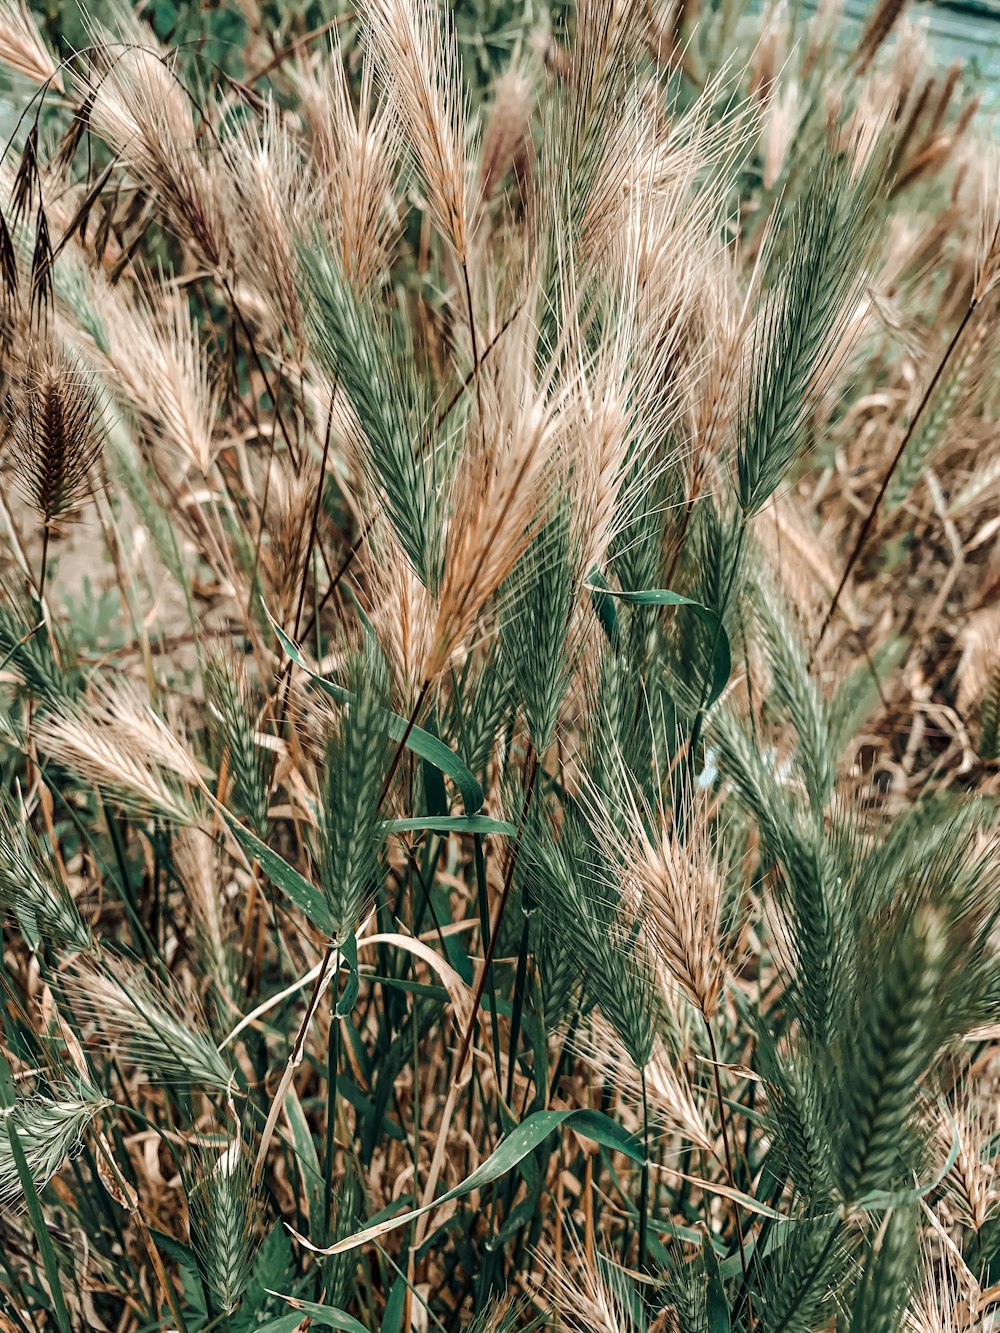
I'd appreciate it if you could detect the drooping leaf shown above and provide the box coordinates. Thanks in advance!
[264,1295,369,1333]
[587,570,732,707]
[224,813,334,936]
[290,1107,642,1255]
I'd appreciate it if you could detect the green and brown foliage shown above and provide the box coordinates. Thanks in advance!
[1,0,1000,1328]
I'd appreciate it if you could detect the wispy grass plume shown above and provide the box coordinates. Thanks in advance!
[1,1086,109,1211]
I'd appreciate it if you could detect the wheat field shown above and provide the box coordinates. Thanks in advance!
[0,0,999,1328]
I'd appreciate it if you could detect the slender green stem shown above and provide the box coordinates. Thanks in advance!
[638,1062,651,1275]
[36,522,50,609]
[323,947,341,1241]
[5,1118,72,1333]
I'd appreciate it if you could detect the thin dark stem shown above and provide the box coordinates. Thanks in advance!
[293,393,335,645]
[706,1020,753,1320]
[323,947,341,1245]
[246,14,355,83]
[460,259,487,474]
[252,942,334,1184]
[688,519,747,762]
[473,832,503,1089]
[770,1222,841,1333]
[433,304,521,431]
[452,750,539,1085]
[504,915,531,1105]
[220,275,343,629]
[271,519,371,693]
[378,678,430,811]
[25,521,52,776]
[399,833,448,951]
[813,299,978,660]
[224,278,300,473]
[638,1063,651,1274]
[461,262,482,396]
[91,1133,190,1333]
[279,392,335,727]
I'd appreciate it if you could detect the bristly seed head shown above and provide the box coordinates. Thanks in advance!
[8,341,106,526]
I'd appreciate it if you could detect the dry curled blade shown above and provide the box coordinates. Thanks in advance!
[0,208,17,311]
[29,207,53,327]
[9,125,38,232]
